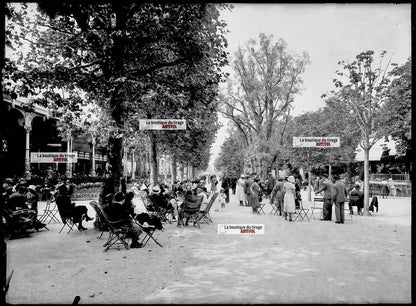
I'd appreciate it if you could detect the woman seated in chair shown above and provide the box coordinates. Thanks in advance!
[149,185,175,217]
[55,183,94,231]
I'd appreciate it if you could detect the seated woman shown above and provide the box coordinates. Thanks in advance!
[178,189,203,226]
[55,184,94,231]
[26,185,40,214]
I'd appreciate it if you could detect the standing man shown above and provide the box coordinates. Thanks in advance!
[270,178,285,215]
[266,173,276,198]
[315,173,335,221]
[333,175,348,224]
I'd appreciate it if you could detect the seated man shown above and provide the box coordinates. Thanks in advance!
[55,184,94,231]
[103,192,143,248]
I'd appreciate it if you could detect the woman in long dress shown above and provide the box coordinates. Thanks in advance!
[235,174,247,206]
[283,176,296,221]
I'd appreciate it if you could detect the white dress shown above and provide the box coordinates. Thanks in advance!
[283,182,296,213]
[235,178,247,202]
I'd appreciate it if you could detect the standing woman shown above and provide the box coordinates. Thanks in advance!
[283,176,296,221]
[235,174,247,206]
[210,175,218,195]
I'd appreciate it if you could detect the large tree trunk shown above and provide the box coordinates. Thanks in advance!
[363,147,370,216]
[149,132,158,186]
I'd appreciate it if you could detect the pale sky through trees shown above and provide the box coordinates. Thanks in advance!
[207,3,411,173]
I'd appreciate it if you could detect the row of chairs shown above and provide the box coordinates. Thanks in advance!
[178,192,219,228]
[140,192,219,229]
[257,201,310,221]
[89,201,162,252]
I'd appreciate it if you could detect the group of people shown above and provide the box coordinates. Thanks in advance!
[2,177,48,235]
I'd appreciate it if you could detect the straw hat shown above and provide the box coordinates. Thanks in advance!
[287,176,296,183]
[152,185,161,194]
[28,185,37,191]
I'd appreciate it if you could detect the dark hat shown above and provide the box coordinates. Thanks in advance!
[113,192,125,203]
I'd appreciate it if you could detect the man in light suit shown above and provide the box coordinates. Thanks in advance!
[333,175,348,224]
[316,173,335,220]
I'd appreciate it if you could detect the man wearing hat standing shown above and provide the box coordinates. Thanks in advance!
[333,175,348,224]
[315,173,335,221]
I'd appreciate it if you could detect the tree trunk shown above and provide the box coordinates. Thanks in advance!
[363,147,370,216]
[108,136,123,190]
[178,163,184,181]
[191,166,195,180]
[171,154,177,184]
[148,132,158,186]
[308,166,312,202]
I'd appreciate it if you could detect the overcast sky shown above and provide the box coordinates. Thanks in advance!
[208,3,412,173]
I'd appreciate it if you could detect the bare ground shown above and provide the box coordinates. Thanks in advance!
[6,190,411,304]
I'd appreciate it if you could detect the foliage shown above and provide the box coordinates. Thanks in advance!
[4,2,231,184]
[219,34,309,173]
[325,50,395,214]
[214,128,245,175]
[380,59,412,158]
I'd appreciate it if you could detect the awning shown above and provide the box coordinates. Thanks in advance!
[354,137,397,161]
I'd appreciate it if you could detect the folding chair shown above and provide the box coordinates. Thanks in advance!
[90,201,107,239]
[178,196,203,229]
[269,203,278,215]
[56,205,76,234]
[310,197,324,219]
[197,192,219,225]
[38,199,61,224]
[136,222,163,248]
[91,202,131,252]
[256,202,266,215]
[140,193,157,215]
[294,200,310,221]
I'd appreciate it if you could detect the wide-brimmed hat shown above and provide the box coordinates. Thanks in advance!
[287,176,296,183]
[240,174,245,178]
[28,185,37,191]
[152,185,161,194]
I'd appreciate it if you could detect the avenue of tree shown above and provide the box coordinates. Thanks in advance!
[216,35,411,215]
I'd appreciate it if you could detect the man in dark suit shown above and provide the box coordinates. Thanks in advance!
[316,173,335,220]
[333,175,348,224]
[104,192,143,248]
[245,173,256,207]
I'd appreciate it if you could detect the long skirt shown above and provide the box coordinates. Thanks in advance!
[236,185,246,202]
[283,193,296,213]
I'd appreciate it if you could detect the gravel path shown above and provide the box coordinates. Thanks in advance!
[6,191,411,304]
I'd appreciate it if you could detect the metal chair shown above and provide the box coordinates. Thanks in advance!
[293,200,310,221]
[90,201,131,252]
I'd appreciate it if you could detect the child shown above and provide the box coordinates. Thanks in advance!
[219,188,226,211]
